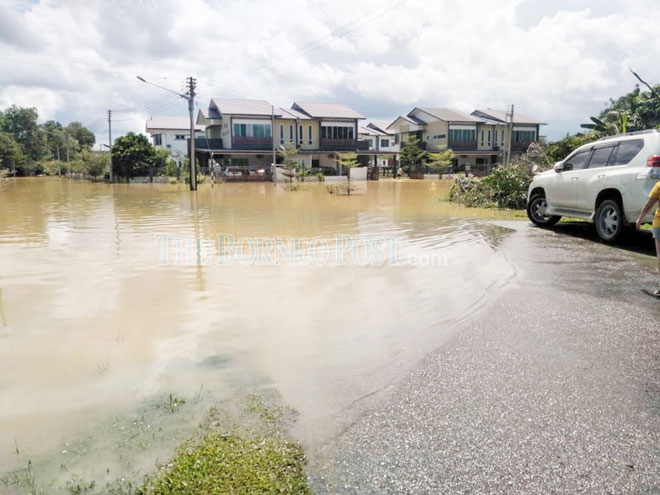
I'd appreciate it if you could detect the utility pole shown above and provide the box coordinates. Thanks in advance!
[505,104,514,165]
[108,110,113,182]
[187,77,197,191]
[65,130,70,176]
[137,75,197,191]
[271,105,276,183]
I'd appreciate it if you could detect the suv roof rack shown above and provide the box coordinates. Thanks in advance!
[597,128,659,140]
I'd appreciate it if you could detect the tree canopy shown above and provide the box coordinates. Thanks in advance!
[0,105,97,176]
[111,132,158,180]
[399,137,427,171]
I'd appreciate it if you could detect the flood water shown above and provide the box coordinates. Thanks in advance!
[0,178,517,488]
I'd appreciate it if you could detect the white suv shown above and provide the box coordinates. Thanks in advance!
[527,129,660,242]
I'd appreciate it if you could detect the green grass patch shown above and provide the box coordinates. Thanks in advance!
[144,433,308,495]
[142,394,309,495]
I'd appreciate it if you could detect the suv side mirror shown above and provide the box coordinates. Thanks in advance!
[553,162,564,172]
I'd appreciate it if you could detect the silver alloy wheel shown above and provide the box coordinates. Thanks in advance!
[598,204,619,239]
[530,196,550,223]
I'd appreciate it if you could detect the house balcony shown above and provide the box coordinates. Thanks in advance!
[194,138,223,150]
[321,138,359,151]
[232,136,273,151]
[511,141,533,153]
[448,140,477,152]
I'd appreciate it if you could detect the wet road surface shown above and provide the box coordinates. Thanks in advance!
[314,222,660,493]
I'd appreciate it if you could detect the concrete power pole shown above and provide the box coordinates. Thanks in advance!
[505,104,514,165]
[187,76,197,191]
[108,110,113,182]
[271,105,276,183]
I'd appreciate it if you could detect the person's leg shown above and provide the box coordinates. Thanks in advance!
[656,237,660,293]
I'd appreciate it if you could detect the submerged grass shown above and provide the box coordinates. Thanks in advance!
[1,393,309,495]
[143,394,309,495]
[144,433,308,495]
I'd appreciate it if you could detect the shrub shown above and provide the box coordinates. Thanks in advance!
[449,160,534,210]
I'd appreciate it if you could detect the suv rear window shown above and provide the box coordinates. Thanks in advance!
[588,145,616,168]
[610,139,644,165]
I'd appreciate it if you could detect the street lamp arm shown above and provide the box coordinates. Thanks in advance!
[136,76,188,99]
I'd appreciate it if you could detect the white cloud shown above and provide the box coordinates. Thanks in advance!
[0,0,658,142]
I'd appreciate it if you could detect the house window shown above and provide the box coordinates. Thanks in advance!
[394,134,399,144]
[512,130,536,142]
[175,134,187,140]
[232,123,271,138]
[280,125,284,144]
[480,130,484,144]
[289,125,294,142]
[299,125,303,144]
[308,126,312,144]
[321,125,354,140]
[449,129,476,141]
[153,134,162,146]
[487,130,491,142]
[380,139,389,148]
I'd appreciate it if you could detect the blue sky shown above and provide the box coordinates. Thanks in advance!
[0,0,659,144]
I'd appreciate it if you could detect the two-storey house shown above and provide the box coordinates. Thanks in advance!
[387,107,546,175]
[471,109,545,155]
[145,116,205,164]
[195,98,375,177]
[358,121,397,169]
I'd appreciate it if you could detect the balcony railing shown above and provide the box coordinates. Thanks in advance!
[232,136,273,150]
[448,140,478,151]
[357,140,371,151]
[511,141,533,153]
[320,138,358,151]
[194,138,223,150]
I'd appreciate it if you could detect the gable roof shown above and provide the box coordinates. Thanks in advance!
[366,120,394,134]
[413,107,484,124]
[292,102,364,119]
[146,116,204,132]
[210,98,275,117]
[386,115,423,130]
[279,107,311,120]
[472,109,546,125]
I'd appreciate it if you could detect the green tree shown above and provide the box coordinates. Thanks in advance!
[111,132,156,181]
[0,105,47,165]
[427,149,454,173]
[278,142,299,184]
[0,132,26,175]
[598,84,660,131]
[40,120,67,160]
[336,152,359,195]
[66,121,96,151]
[581,111,628,136]
[81,150,109,179]
[399,137,427,173]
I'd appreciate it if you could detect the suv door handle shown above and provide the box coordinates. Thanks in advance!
[571,177,578,181]
[597,174,606,179]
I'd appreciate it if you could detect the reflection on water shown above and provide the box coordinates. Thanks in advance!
[0,178,515,482]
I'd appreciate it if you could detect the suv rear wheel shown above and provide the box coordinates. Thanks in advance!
[527,194,561,227]
[594,199,626,242]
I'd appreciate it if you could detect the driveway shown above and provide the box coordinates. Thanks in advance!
[312,222,660,493]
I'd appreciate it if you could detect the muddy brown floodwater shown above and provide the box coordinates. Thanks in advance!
[0,178,520,489]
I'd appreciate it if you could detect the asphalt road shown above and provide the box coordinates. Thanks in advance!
[313,221,660,494]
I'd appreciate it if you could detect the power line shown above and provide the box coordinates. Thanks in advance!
[199,0,408,96]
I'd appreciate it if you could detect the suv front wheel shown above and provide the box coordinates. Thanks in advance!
[594,199,626,242]
[527,194,561,227]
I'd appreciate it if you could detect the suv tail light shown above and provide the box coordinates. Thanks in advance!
[647,155,660,167]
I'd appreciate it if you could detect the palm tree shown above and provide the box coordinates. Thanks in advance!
[581,111,628,135]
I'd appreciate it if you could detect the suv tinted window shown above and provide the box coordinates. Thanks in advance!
[588,146,616,168]
[610,139,644,165]
[564,149,591,170]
